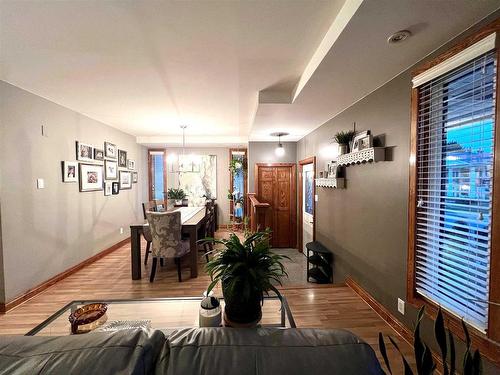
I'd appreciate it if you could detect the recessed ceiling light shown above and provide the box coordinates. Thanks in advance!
[387,30,411,44]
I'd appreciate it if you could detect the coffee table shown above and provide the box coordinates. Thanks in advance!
[26,296,296,336]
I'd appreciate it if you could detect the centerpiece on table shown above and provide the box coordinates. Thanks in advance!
[203,230,288,327]
[167,188,186,206]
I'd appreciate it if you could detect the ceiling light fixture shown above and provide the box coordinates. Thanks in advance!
[271,132,289,157]
[387,30,411,44]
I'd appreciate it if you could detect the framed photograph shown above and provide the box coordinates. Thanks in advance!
[359,135,373,151]
[104,182,113,196]
[104,160,118,180]
[94,148,104,161]
[328,162,338,178]
[351,130,371,152]
[62,161,78,183]
[104,142,117,160]
[119,170,132,190]
[118,149,127,167]
[132,171,138,183]
[76,141,93,162]
[79,163,104,192]
[112,182,120,195]
[127,159,135,170]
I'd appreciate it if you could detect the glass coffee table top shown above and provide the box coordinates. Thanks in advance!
[26,296,295,336]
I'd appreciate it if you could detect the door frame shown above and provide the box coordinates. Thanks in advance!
[298,157,316,253]
[254,162,297,248]
[147,149,168,201]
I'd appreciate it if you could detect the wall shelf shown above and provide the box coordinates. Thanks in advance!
[337,147,386,167]
[315,178,345,189]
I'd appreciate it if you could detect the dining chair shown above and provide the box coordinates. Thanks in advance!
[200,200,216,262]
[146,210,190,282]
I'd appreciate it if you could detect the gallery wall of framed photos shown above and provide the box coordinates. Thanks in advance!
[62,140,138,194]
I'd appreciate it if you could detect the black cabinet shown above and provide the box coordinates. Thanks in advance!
[306,241,333,284]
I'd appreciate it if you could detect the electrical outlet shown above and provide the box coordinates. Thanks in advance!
[398,298,405,315]
[37,178,45,189]
[119,227,124,234]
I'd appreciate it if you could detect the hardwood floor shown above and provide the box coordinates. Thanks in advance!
[0,232,414,374]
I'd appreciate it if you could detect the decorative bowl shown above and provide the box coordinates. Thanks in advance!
[68,303,108,334]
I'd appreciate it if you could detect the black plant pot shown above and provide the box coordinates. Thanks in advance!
[222,283,262,327]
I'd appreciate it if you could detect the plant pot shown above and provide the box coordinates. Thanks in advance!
[175,199,183,205]
[235,203,242,209]
[222,282,262,327]
[338,144,348,155]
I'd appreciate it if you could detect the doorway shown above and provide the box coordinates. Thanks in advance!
[298,157,316,252]
[255,163,296,248]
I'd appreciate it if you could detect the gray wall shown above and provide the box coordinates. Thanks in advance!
[144,147,231,225]
[248,141,297,192]
[297,14,499,373]
[0,81,147,303]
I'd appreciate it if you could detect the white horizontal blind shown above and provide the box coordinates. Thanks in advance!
[415,49,496,332]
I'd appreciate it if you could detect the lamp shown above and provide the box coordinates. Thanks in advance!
[271,132,288,157]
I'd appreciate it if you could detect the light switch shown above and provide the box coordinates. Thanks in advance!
[37,178,45,189]
[314,194,318,202]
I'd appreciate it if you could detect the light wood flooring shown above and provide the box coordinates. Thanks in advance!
[0,232,414,374]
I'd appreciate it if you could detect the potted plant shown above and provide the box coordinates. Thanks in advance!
[203,230,288,327]
[234,196,244,209]
[167,188,186,206]
[333,130,356,154]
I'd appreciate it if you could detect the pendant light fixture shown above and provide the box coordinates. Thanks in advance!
[271,132,288,157]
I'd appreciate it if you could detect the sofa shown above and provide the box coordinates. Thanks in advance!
[0,328,384,374]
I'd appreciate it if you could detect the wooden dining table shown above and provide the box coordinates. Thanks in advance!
[129,206,208,280]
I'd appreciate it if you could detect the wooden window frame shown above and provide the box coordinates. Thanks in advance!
[407,19,500,364]
[147,148,167,201]
[229,148,248,220]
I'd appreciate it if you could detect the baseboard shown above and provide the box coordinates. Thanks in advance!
[0,237,130,314]
[345,276,444,371]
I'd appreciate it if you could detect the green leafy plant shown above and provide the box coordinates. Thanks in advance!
[378,306,482,375]
[229,157,247,176]
[202,230,288,324]
[167,188,186,200]
[333,130,356,145]
[227,189,233,200]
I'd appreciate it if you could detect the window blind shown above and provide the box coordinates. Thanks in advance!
[415,49,496,332]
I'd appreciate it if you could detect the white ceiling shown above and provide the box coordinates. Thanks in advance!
[0,0,344,145]
[1,1,499,146]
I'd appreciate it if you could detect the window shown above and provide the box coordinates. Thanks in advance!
[408,24,500,358]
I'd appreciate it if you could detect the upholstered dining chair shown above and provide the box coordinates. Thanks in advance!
[146,210,190,282]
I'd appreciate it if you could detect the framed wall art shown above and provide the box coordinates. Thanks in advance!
[112,182,120,195]
[119,170,132,190]
[118,149,127,167]
[127,159,135,170]
[104,160,118,180]
[79,163,104,192]
[76,141,93,162]
[104,182,113,196]
[132,171,138,183]
[94,148,104,161]
[351,130,371,152]
[62,161,78,183]
[104,141,117,160]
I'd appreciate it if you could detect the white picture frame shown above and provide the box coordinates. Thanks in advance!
[76,141,94,162]
[127,159,135,170]
[351,131,371,153]
[104,160,118,180]
[79,163,104,192]
[104,141,117,160]
[62,161,78,183]
[119,170,132,190]
[104,182,113,196]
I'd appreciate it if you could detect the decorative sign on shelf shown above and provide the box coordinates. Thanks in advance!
[336,147,385,167]
[315,178,345,189]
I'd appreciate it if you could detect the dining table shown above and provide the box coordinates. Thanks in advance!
[129,206,208,280]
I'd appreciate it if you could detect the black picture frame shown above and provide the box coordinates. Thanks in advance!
[112,182,120,195]
[118,149,127,167]
[94,148,104,161]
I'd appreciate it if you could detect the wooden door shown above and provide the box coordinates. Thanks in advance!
[256,163,296,248]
